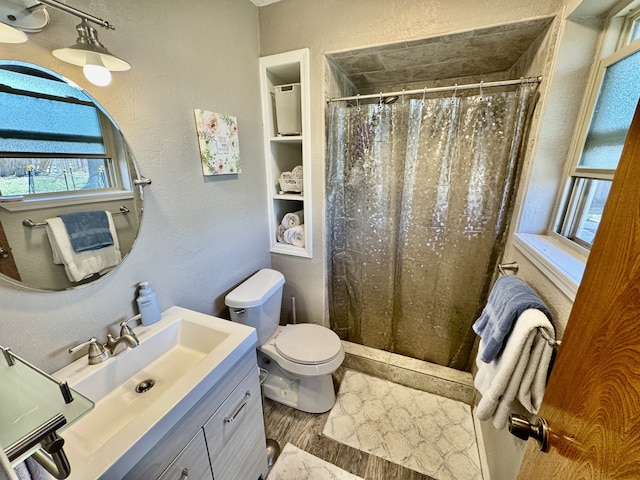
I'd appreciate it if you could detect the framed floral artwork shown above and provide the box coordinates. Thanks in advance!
[194,109,241,175]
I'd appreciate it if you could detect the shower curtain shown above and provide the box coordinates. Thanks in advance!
[326,85,537,370]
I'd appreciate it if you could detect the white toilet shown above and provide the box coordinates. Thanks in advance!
[225,268,344,413]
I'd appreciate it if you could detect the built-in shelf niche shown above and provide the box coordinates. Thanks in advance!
[259,48,312,258]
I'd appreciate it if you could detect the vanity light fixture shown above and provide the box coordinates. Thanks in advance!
[52,19,131,87]
[0,0,130,86]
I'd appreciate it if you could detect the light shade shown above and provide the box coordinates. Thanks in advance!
[52,19,130,85]
[0,21,28,43]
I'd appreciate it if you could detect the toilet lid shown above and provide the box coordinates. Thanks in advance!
[275,324,342,365]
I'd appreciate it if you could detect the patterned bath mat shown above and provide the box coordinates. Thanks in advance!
[268,443,364,480]
[322,370,482,480]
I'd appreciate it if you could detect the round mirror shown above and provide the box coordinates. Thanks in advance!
[0,61,144,291]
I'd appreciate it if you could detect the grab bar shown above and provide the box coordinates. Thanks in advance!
[22,206,130,229]
[496,261,561,349]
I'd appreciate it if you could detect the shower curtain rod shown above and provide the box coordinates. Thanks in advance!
[326,75,542,103]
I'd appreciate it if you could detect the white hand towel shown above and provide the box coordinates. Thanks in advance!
[474,308,555,429]
[281,210,304,229]
[276,224,287,243]
[283,225,304,248]
[291,165,303,179]
[45,212,122,282]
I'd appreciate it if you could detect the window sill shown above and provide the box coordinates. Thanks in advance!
[512,233,586,301]
[0,190,134,212]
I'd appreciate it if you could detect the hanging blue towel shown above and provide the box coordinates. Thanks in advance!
[58,210,114,252]
[472,275,552,363]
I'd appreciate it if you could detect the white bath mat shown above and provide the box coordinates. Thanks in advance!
[323,370,482,480]
[268,443,364,480]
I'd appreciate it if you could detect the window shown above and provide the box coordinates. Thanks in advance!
[0,65,128,206]
[554,6,640,250]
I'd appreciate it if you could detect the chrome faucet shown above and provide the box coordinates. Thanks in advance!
[69,316,140,364]
[105,332,139,356]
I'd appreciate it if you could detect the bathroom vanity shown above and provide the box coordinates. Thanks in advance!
[124,350,265,480]
[54,307,268,480]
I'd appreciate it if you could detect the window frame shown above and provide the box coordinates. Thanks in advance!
[0,71,133,212]
[550,3,640,253]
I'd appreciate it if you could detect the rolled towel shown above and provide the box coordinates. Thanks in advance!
[281,210,304,229]
[26,457,53,480]
[276,224,287,244]
[284,225,304,248]
[291,165,303,179]
[280,171,293,179]
[14,462,31,480]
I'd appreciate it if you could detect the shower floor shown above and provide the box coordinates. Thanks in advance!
[340,341,475,404]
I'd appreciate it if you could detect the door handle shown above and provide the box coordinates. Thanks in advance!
[508,413,549,452]
[0,247,8,259]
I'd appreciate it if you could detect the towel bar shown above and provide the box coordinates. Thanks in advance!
[497,261,561,349]
[22,206,130,229]
[498,261,519,275]
[538,328,561,349]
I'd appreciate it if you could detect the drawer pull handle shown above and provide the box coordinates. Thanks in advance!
[180,468,189,479]
[224,391,251,423]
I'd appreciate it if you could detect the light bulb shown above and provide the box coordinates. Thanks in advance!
[83,53,112,86]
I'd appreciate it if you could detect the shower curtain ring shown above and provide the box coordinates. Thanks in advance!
[479,81,484,100]
[453,83,458,99]
[379,92,383,111]
[421,87,427,106]
[356,93,361,111]
[401,89,406,105]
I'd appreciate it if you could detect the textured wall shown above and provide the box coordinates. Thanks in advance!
[259,0,565,327]
[0,0,270,372]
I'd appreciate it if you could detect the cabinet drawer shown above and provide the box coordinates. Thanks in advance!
[157,430,212,480]
[204,367,267,480]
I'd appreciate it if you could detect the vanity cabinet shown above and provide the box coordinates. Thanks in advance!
[205,366,264,480]
[259,48,313,258]
[157,430,212,480]
[123,351,267,480]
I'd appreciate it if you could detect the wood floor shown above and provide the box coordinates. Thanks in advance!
[262,371,436,480]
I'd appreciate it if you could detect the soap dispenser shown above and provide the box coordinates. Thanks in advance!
[136,281,161,326]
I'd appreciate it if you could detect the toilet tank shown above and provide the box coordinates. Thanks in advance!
[225,269,285,345]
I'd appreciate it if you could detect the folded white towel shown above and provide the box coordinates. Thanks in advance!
[281,210,304,229]
[283,225,304,247]
[291,165,303,179]
[276,224,287,243]
[45,212,122,283]
[474,309,554,429]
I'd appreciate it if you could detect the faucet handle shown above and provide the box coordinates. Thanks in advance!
[119,314,141,339]
[69,338,110,365]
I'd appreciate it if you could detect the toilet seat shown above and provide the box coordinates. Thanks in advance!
[274,324,342,365]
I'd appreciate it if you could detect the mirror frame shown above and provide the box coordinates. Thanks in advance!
[0,60,145,291]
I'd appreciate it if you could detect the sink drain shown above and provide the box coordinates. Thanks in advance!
[135,379,155,393]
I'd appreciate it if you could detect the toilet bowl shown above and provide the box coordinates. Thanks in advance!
[225,268,344,413]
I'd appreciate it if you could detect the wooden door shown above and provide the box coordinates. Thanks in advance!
[517,104,640,477]
[0,220,20,282]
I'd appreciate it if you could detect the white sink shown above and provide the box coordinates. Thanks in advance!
[54,306,257,480]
